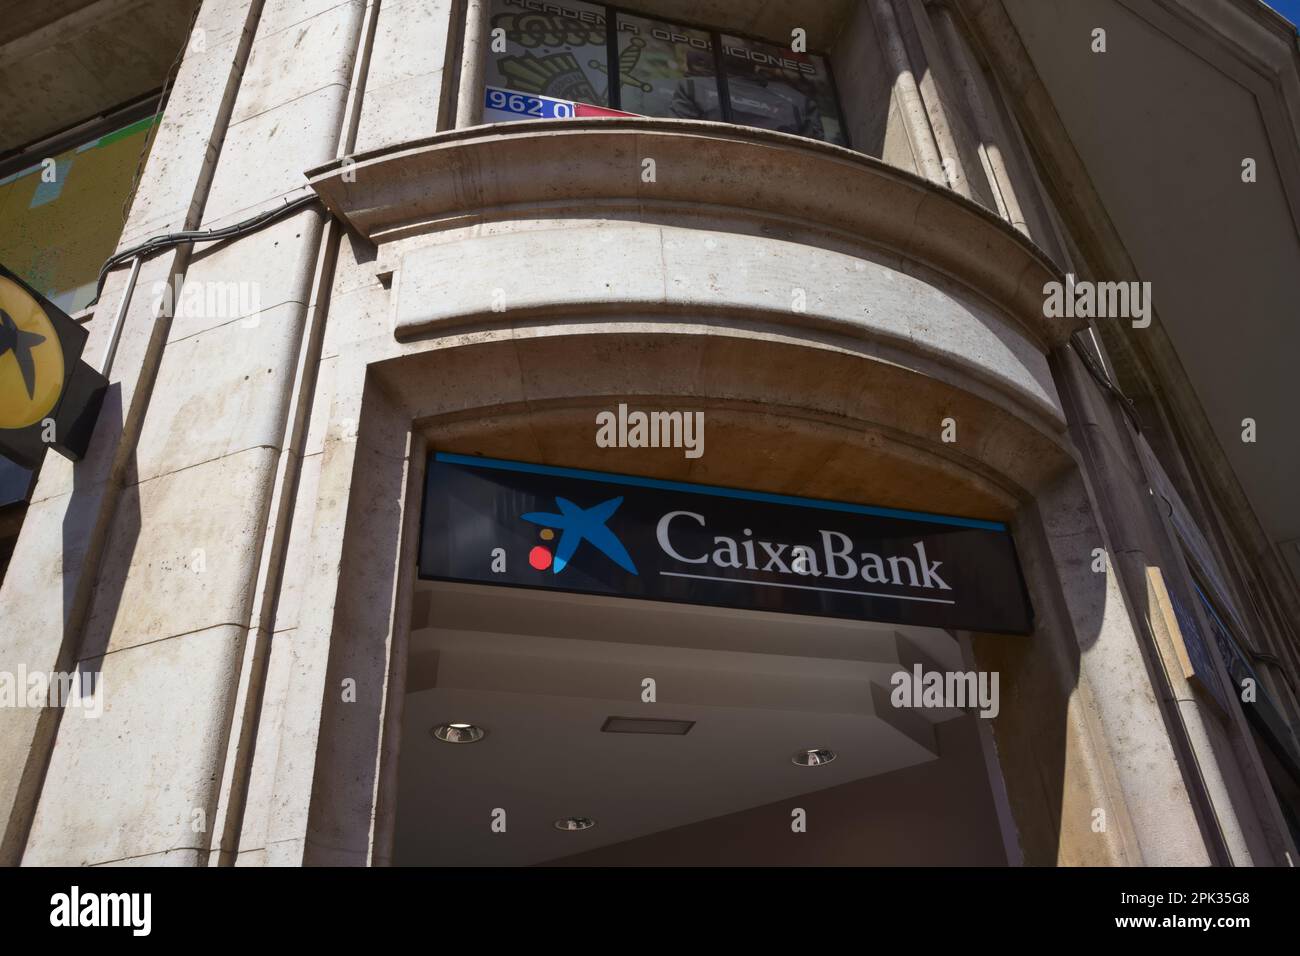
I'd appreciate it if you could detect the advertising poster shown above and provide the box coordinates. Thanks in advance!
[720,34,845,145]
[614,12,720,120]
[487,0,612,109]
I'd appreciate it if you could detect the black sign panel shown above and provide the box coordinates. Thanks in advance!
[420,454,1033,633]
[0,263,107,469]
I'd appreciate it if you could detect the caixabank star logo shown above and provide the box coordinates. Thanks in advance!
[0,263,108,469]
[520,495,638,575]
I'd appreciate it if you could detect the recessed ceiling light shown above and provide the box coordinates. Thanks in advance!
[601,716,695,735]
[554,816,597,831]
[431,722,487,744]
[792,748,836,767]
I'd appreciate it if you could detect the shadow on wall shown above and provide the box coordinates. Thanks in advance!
[67,380,140,669]
[0,384,139,860]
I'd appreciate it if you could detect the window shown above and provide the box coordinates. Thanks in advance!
[484,0,847,146]
[0,458,32,510]
[0,457,32,586]
[1192,577,1300,850]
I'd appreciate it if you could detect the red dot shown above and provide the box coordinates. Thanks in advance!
[529,546,552,570]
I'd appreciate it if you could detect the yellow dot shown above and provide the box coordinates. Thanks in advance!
[540,528,554,541]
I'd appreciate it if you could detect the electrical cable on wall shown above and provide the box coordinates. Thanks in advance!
[89,193,323,307]
[1067,330,1142,434]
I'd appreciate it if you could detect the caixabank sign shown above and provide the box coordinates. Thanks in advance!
[420,453,1033,634]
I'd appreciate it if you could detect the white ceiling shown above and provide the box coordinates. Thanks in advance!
[394,582,969,866]
[1004,0,1300,580]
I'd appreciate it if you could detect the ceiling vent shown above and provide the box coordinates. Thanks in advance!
[600,716,695,736]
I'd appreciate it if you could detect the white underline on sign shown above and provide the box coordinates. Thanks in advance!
[657,571,958,605]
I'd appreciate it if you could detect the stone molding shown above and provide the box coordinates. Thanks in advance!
[307,119,1079,351]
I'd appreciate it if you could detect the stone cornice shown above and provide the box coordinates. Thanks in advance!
[306,118,1078,350]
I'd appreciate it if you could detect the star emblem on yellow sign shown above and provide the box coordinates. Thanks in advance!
[0,275,64,430]
[0,262,107,470]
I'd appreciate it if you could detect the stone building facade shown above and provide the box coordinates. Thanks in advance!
[1,0,1298,866]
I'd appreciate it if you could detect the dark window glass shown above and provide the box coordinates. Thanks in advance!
[719,35,845,145]
[614,13,719,121]
[1194,580,1255,688]
[0,457,32,508]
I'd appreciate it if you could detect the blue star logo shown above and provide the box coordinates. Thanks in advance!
[521,496,638,575]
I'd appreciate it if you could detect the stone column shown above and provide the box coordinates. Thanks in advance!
[867,0,948,187]
[12,0,364,867]
[0,0,265,867]
[454,0,493,128]
[931,1,1031,233]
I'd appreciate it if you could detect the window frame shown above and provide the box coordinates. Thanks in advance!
[488,0,852,148]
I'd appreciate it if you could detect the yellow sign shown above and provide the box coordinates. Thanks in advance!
[0,274,65,429]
